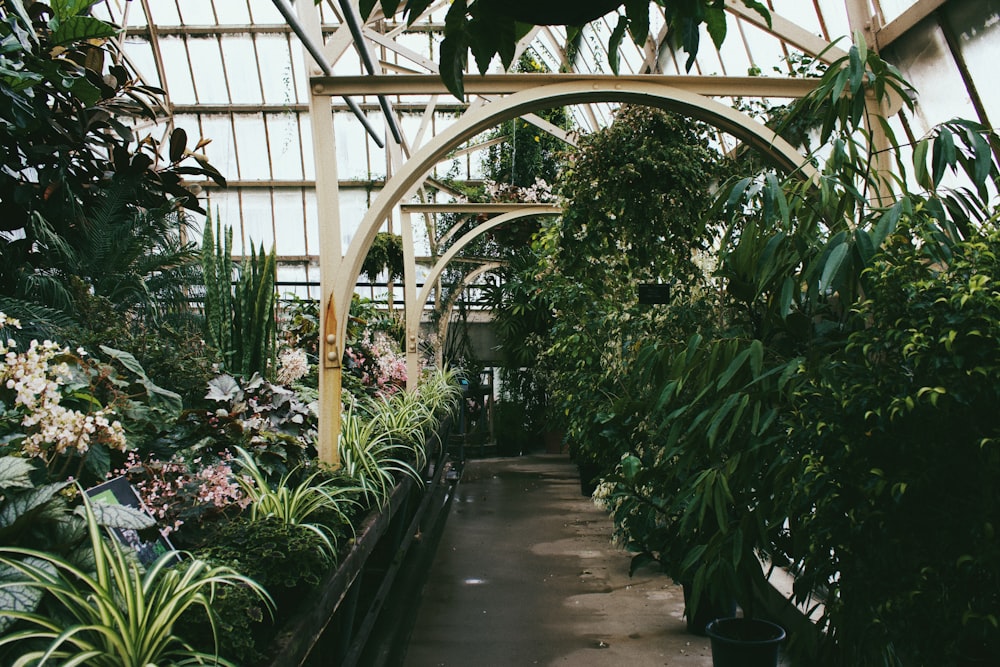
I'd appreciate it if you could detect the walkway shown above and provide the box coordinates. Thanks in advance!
[402,455,714,667]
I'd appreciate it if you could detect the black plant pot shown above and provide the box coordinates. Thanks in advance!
[682,582,737,636]
[577,462,601,497]
[705,617,786,667]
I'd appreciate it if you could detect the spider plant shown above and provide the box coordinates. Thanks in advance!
[367,391,434,469]
[0,493,272,667]
[338,401,423,509]
[233,448,359,560]
[416,366,463,418]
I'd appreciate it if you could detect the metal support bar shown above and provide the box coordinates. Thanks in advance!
[337,0,404,145]
[271,0,385,148]
[312,73,821,98]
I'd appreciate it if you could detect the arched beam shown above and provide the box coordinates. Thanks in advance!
[333,80,818,352]
[433,261,503,379]
[402,205,560,387]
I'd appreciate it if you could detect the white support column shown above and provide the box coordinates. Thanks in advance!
[299,2,343,466]
[400,208,421,391]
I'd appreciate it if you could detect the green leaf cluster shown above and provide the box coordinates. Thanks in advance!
[201,215,278,380]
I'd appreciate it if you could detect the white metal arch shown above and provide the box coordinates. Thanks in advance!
[401,205,561,386]
[316,79,821,463]
[333,80,818,351]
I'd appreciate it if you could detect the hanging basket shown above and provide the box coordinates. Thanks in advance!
[477,0,624,26]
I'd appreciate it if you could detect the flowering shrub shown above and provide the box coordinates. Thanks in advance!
[344,329,407,397]
[117,450,249,537]
[0,314,127,481]
[276,347,310,385]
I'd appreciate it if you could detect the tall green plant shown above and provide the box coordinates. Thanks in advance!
[0,3,224,341]
[778,229,1000,666]
[201,216,277,379]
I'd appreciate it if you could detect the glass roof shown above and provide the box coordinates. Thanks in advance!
[91,0,997,296]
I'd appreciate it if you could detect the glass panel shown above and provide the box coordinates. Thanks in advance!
[339,189,369,249]
[947,0,1000,127]
[175,0,217,25]
[289,37,310,103]
[199,114,239,181]
[247,0,284,24]
[878,0,920,23]
[121,37,161,89]
[276,264,310,299]
[205,190,242,244]
[304,189,319,256]
[335,111,373,180]
[891,22,968,123]
[816,0,852,42]
[266,112,305,180]
[232,113,272,180]
[187,37,230,104]
[213,0,252,25]
[257,34,299,104]
[221,35,262,104]
[394,33,436,71]
[158,37,196,104]
[144,0,180,26]
[272,189,307,255]
[300,118,316,180]
[240,189,275,252]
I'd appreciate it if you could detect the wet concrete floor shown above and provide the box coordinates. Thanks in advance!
[402,454,714,667]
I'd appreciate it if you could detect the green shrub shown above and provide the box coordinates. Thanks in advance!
[782,229,1000,665]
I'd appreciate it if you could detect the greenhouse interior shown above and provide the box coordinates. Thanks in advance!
[1,0,998,665]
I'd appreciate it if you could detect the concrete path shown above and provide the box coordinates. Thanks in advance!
[402,455,714,667]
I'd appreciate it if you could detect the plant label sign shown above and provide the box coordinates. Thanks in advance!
[638,283,671,304]
[86,476,177,567]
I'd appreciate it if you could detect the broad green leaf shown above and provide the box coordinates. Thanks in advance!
[381,0,402,19]
[0,457,35,491]
[608,14,629,75]
[359,0,379,20]
[51,0,101,20]
[624,0,649,46]
[50,16,119,46]
[100,345,183,416]
[78,500,155,531]
[716,347,751,391]
[0,482,69,530]
[0,559,50,633]
[622,455,641,483]
[439,35,467,100]
[932,127,956,187]
[820,240,849,290]
[913,138,931,190]
[705,5,727,50]
[741,0,771,28]
[403,0,434,24]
